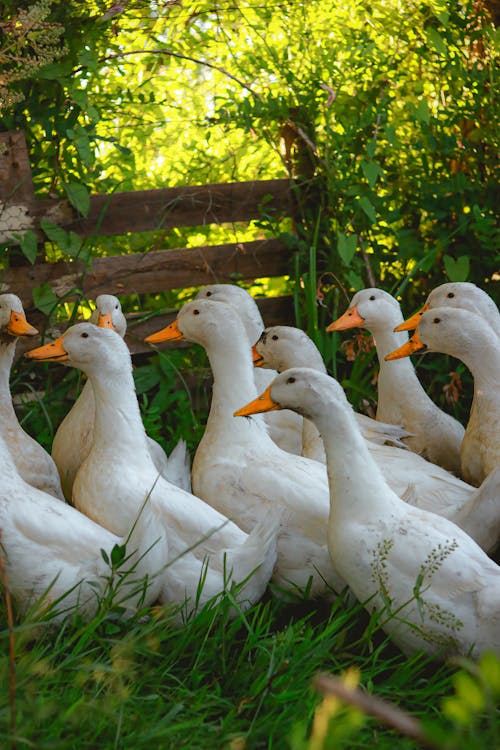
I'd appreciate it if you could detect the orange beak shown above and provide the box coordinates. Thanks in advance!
[97,312,114,330]
[252,343,264,367]
[234,385,282,417]
[393,304,429,333]
[326,305,365,332]
[7,310,38,337]
[144,319,184,344]
[384,329,426,360]
[25,336,69,363]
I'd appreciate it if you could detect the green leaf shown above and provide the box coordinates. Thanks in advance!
[67,87,89,111]
[33,283,58,315]
[40,220,70,247]
[425,28,447,56]
[63,181,90,217]
[35,61,73,79]
[110,543,127,567]
[361,160,382,188]
[366,140,377,159]
[65,232,83,258]
[19,230,38,264]
[444,254,470,282]
[358,197,377,224]
[337,232,358,265]
[414,99,430,124]
[77,48,99,72]
[347,270,363,290]
[40,220,82,257]
[74,135,93,166]
[134,365,161,394]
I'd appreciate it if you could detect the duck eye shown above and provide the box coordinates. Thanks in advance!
[433,317,441,324]
[369,295,376,301]
[447,292,455,299]
[272,335,279,341]
[115,304,119,309]
[81,332,89,338]
[286,376,296,384]
[193,309,200,315]
[205,291,212,297]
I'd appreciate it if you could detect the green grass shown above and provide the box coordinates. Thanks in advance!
[2,582,499,750]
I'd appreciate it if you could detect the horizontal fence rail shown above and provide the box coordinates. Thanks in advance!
[2,239,292,308]
[1,131,297,359]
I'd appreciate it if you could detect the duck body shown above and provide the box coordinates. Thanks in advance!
[51,294,191,499]
[150,298,345,597]
[0,431,166,621]
[0,294,64,500]
[390,307,500,486]
[242,368,500,659]
[30,324,276,619]
[328,288,465,475]
[252,324,496,549]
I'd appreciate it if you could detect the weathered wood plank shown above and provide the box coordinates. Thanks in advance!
[1,178,292,242]
[2,239,293,307]
[0,131,36,204]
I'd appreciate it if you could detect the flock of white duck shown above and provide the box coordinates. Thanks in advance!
[0,280,499,659]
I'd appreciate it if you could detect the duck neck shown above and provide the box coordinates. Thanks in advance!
[85,362,151,461]
[0,337,20,426]
[204,334,266,437]
[369,323,426,408]
[314,398,398,525]
[453,337,500,391]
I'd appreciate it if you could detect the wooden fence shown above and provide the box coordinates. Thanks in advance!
[0,131,296,355]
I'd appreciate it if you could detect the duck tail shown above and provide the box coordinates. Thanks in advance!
[356,413,413,448]
[222,509,281,608]
[164,438,192,493]
[455,466,500,554]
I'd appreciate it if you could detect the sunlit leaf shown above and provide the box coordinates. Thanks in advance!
[444,254,470,282]
[358,197,377,224]
[426,28,447,56]
[19,230,38,264]
[63,181,90,217]
[337,232,358,265]
[361,160,382,188]
[33,283,58,315]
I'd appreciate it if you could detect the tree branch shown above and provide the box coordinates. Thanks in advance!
[314,673,441,750]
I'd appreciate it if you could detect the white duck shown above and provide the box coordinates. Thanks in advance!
[0,427,168,621]
[253,324,411,462]
[396,282,500,339]
[387,306,500,487]
[0,294,64,500]
[327,288,465,475]
[193,283,304,456]
[144,300,495,596]
[51,294,191,499]
[146,299,345,598]
[27,323,277,620]
[253,323,500,553]
[236,368,500,659]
